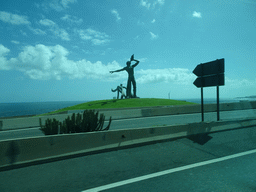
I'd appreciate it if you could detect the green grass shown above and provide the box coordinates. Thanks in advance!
[41,98,195,116]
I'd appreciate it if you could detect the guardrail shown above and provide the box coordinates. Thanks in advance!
[1,101,256,131]
[1,117,256,171]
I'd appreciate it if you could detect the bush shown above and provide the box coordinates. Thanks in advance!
[39,110,112,135]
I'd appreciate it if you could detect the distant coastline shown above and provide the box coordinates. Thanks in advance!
[235,95,256,99]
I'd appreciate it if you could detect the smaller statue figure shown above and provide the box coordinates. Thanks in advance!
[111,84,127,99]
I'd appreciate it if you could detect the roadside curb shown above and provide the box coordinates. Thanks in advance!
[1,117,256,171]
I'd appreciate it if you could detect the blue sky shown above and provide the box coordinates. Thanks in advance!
[0,0,256,102]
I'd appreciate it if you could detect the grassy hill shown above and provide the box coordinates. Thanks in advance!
[43,98,195,115]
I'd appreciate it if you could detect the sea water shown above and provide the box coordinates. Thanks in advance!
[0,101,87,118]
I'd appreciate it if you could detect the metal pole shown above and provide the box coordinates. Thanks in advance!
[217,85,220,121]
[201,87,204,122]
[201,63,204,122]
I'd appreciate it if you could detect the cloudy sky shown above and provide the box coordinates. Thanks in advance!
[0,0,256,102]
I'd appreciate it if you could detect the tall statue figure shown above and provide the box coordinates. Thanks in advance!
[110,54,139,98]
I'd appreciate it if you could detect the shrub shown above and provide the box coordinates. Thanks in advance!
[40,110,112,135]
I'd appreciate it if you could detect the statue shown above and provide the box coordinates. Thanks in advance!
[111,84,126,99]
[110,54,139,98]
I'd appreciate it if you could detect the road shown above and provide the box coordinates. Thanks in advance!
[1,126,256,191]
[94,150,256,192]
[0,109,256,141]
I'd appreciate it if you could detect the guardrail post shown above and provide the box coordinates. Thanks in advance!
[0,121,3,131]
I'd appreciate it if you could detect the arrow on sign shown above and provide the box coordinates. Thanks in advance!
[193,74,225,88]
[193,58,224,77]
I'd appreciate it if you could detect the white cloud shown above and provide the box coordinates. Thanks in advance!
[39,19,56,27]
[54,28,70,41]
[91,39,109,46]
[140,0,165,9]
[76,29,92,40]
[226,77,256,88]
[31,28,47,35]
[60,0,77,8]
[0,44,197,86]
[0,11,49,36]
[11,40,20,44]
[153,0,165,8]
[27,25,47,35]
[149,32,158,40]
[20,30,27,36]
[75,28,110,45]
[156,0,165,6]
[0,11,30,25]
[137,68,194,85]
[141,0,151,9]
[137,20,145,26]
[0,44,122,80]
[0,44,11,70]
[111,9,121,21]
[48,0,77,11]
[39,19,70,41]
[151,19,156,23]
[61,14,83,24]
[192,11,202,18]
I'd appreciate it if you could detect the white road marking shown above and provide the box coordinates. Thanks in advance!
[82,148,256,192]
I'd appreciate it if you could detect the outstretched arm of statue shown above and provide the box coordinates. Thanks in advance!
[110,68,125,73]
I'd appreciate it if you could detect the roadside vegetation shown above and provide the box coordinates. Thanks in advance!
[40,110,111,135]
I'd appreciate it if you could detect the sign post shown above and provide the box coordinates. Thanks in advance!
[193,59,225,121]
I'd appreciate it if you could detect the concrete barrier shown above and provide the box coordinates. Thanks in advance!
[145,100,256,116]
[1,100,256,131]
[1,117,256,170]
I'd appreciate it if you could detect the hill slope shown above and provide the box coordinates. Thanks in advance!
[45,98,195,115]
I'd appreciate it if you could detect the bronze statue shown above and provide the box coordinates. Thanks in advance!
[111,84,126,99]
[110,54,139,98]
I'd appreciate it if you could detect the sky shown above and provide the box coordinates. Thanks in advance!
[0,0,256,103]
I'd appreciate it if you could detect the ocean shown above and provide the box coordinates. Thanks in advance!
[0,101,87,118]
[0,98,246,118]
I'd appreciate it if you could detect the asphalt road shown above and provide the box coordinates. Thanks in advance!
[0,109,256,141]
[1,126,256,192]
[97,150,256,192]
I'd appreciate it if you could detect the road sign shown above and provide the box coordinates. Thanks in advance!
[193,74,224,88]
[193,58,224,77]
[193,58,225,122]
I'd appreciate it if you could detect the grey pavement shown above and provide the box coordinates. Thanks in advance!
[103,151,256,192]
